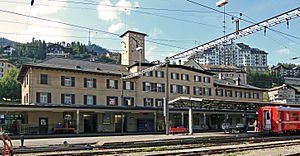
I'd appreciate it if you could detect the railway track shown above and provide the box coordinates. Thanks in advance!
[13,135,300,156]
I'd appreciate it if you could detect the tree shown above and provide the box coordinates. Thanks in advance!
[0,68,21,101]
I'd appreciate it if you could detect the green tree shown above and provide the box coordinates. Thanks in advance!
[0,68,21,101]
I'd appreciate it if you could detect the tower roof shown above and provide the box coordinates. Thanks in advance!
[120,30,147,38]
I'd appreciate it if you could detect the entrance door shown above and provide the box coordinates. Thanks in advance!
[115,114,122,133]
[263,110,271,130]
[39,118,48,134]
[83,114,97,133]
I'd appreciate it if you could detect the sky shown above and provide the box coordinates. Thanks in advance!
[0,0,299,65]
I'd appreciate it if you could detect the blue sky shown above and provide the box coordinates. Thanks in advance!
[0,0,299,65]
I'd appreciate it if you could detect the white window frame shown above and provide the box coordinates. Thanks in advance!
[125,81,131,90]
[145,98,153,107]
[157,83,163,92]
[64,94,72,104]
[195,87,201,95]
[86,95,94,105]
[109,80,115,89]
[108,97,117,105]
[124,97,133,106]
[173,85,178,93]
[183,86,188,94]
[86,78,93,88]
[40,93,48,103]
[64,77,72,86]
[182,74,188,80]
[195,75,201,82]
[156,99,163,107]
[145,82,151,92]
[157,71,162,78]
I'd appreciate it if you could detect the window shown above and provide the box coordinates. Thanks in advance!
[61,76,75,87]
[107,79,118,89]
[144,98,154,107]
[171,84,179,93]
[84,95,96,105]
[253,93,260,99]
[84,78,96,88]
[203,77,211,83]
[235,91,242,98]
[194,87,202,96]
[144,71,153,77]
[244,92,251,98]
[194,75,201,82]
[155,99,164,107]
[40,74,48,84]
[293,113,299,121]
[36,92,51,104]
[107,96,118,106]
[286,112,290,121]
[204,88,212,96]
[123,97,134,106]
[61,94,75,104]
[157,83,165,92]
[156,71,164,78]
[102,113,111,125]
[171,73,179,80]
[181,74,189,81]
[145,82,151,92]
[123,81,134,90]
[182,86,190,94]
[225,90,232,97]
[216,89,223,96]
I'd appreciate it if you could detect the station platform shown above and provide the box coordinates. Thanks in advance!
[11,131,258,148]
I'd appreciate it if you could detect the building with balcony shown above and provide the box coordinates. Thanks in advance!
[268,84,300,104]
[0,59,15,79]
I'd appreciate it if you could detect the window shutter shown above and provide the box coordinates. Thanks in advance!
[170,85,173,93]
[36,92,40,103]
[130,82,134,90]
[71,77,75,87]
[194,75,196,81]
[115,97,118,105]
[187,75,189,81]
[179,85,183,94]
[61,94,64,104]
[177,73,179,79]
[93,96,97,105]
[144,98,146,107]
[123,81,126,90]
[48,93,51,103]
[106,79,109,88]
[187,86,190,94]
[142,82,146,91]
[84,78,87,88]
[208,77,211,83]
[93,79,96,88]
[162,84,165,92]
[171,73,173,79]
[115,80,118,89]
[61,76,65,86]
[181,74,183,80]
[150,71,153,77]
[151,99,154,107]
[155,71,158,77]
[161,71,164,78]
[84,95,87,105]
[153,83,157,92]
[193,87,196,95]
[71,94,75,104]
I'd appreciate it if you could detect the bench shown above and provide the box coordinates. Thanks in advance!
[168,127,188,134]
[53,128,76,133]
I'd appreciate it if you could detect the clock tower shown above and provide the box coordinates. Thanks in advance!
[120,30,147,66]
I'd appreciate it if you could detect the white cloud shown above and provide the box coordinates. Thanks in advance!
[108,22,125,33]
[97,0,138,21]
[149,27,163,38]
[277,48,291,55]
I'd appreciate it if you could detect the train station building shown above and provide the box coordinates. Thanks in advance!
[0,31,270,135]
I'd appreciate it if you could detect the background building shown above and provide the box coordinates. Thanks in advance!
[0,59,15,79]
[193,42,268,70]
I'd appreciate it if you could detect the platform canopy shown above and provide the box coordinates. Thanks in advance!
[168,96,300,111]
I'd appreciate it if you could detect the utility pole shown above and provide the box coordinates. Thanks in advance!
[164,57,170,135]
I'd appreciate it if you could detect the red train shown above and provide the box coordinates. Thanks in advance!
[258,106,300,134]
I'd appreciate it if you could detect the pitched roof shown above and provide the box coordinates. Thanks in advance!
[18,58,129,81]
[214,77,265,91]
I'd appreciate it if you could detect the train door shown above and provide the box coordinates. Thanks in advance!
[278,111,282,132]
[263,110,271,130]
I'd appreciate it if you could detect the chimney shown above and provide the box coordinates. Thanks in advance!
[218,73,223,79]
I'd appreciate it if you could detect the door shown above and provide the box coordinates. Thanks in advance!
[115,114,122,133]
[264,110,271,130]
[39,118,48,134]
[278,112,282,132]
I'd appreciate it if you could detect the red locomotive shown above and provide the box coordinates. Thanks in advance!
[258,106,300,134]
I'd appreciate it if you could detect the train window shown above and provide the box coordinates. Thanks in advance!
[266,112,270,120]
[278,112,282,121]
[293,113,299,121]
[286,113,290,121]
